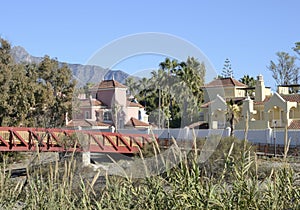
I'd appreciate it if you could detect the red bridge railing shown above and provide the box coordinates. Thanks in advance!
[0,127,156,154]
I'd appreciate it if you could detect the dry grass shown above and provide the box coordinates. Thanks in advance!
[0,136,300,209]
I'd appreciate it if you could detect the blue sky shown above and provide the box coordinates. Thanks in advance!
[1,0,299,89]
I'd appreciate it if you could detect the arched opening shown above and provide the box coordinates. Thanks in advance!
[267,106,283,127]
[289,107,297,119]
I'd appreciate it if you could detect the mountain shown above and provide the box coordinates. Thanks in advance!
[10,46,130,86]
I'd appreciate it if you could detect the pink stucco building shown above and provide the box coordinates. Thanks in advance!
[67,79,149,130]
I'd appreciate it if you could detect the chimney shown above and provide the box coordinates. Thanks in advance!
[242,95,254,120]
[255,74,265,102]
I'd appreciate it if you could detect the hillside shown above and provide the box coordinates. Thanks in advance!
[10,46,130,86]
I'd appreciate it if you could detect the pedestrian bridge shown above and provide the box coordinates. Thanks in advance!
[0,127,156,154]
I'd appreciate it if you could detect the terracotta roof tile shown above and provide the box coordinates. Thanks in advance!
[201,101,213,108]
[79,98,106,107]
[288,120,300,129]
[281,94,300,102]
[254,96,271,105]
[66,119,111,127]
[96,121,112,126]
[66,120,94,127]
[188,121,208,128]
[92,99,104,106]
[127,117,149,127]
[127,101,144,108]
[204,77,247,88]
[98,80,127,89]
[253,94,300,105]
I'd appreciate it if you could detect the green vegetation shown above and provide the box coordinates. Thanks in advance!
[239,75,256,96]
[0,38,76,128]
[226,99,241,136]
[1,136,299,209]
[126,57,206,128]
[268,51,299,86]
[221,58,234,78]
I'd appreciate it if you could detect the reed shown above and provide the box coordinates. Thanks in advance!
[0,135,299,209]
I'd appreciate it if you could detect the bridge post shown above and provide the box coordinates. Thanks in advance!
[82,151,91,166]
[80,132,91,166]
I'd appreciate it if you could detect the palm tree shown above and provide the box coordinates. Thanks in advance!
[239,75,256,96]
[240,75,255,87]
[159,58,180,129]
[144,69,168,128]
[135,57,206,128]
[172,57,206,126]
[125,77,137,96]
[227,99,241,136]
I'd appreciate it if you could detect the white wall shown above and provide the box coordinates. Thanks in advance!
[234,129,300,146]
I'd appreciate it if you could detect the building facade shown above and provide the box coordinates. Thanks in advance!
[201,75,300,130]
[67,79,149,130]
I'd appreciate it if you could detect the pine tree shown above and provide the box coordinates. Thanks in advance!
[221,58,233,78]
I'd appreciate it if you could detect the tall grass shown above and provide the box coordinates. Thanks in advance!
[0,136,299,209]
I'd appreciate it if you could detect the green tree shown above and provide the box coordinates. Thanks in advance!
[239,75,256,87]
[227,99,241,136]
[0,38,76,128]
[172,57,205,126]
[136,57,206,128]
[0,38,13,125]
[268,52,299,85]
[36,56,76,127]
[7,64,36,126]
[125,76,137,96]
[239,75,256,96]
[221,58,233,78]
[293,42,300,56]
[147,68,169,128]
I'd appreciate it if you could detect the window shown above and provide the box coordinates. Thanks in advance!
[85,111,90,119]
[103,112,112,121]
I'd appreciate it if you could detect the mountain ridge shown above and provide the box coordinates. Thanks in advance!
[10,46,130,86]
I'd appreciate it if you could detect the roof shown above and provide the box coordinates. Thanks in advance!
[288,120,300,129]
[254,96,271,105]
[201,101,213,108]
[126,117,149,127]
[204,77,247,88]
[254,94,300,105]
[127,100,144,108]
[79,98,106,107]
[66,119,111,127]
[187,121,208,129]
[201,96,246,108]
[281,94,300,103]
[97,80,127,89]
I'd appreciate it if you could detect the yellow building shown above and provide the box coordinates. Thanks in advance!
[201,75,300,130]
